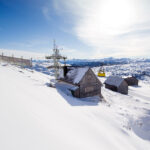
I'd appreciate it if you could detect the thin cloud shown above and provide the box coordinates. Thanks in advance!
[53,0,150,58]
[42,6,51,20]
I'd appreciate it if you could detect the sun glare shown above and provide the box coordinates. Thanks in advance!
[98,0,136,35]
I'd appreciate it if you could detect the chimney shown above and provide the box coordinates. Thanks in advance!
[63,66,68,77]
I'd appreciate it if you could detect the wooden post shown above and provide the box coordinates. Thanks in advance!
[30,58,32,67]
[21,56,23,67]
[12,54,14,65]
[2,52,3,61]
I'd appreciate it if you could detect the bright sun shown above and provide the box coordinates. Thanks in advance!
[98,0,136,35]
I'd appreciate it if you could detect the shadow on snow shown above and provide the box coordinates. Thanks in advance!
[130,109,150,141]
[55,82,100,106]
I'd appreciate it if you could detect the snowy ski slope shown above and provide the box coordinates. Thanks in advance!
[0,62,150,150]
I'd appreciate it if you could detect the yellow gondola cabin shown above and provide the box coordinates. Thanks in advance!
[97,66,106,77]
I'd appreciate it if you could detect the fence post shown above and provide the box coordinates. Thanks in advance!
[21,56,23,68]
[30,58,32,67]
[12,54,14,65]
[2,52,3,61]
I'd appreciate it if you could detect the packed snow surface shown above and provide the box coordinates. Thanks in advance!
[0,63,150,150]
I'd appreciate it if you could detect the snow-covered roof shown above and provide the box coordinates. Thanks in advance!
[65,67,89,84]
[104,76,125,87]
[124,76,137,79]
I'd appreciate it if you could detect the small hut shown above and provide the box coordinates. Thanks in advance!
[104,76,128,94]
[124,76,138,86]
[60,67,103,98]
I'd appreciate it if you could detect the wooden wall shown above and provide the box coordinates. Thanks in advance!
[79,69,101,98]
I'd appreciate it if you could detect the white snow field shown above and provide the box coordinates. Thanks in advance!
[0,63,150,150]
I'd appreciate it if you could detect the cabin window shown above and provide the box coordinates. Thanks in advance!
[85,86,94,93]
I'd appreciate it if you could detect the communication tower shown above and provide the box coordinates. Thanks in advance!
[46,41,67,79]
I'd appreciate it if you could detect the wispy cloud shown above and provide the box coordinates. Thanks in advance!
[52,45,90,59]
[42,6,51,20]
[53,0,150,58]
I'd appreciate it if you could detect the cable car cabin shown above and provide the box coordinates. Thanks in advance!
[97,66,106,77]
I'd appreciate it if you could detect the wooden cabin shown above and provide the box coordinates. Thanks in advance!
[60,67,103,98]
[104,76,128,94]
[124,76,138,86]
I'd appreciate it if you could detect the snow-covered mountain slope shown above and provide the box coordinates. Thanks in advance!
[93,62,150,83]
[63,57,150,67]
[0,63,150,150]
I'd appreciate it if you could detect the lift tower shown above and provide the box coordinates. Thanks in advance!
[46,41,67,79]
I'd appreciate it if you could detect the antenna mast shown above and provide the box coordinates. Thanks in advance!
[46,40,67,79]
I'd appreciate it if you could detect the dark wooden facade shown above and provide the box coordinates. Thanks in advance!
[124,77,138,86]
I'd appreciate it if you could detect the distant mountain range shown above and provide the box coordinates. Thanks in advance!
[1,49,150,67]
[60,57,150,67]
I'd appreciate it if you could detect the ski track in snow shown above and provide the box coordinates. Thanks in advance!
[0,62,150,150]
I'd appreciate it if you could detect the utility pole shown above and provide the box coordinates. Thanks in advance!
[46,40,67,80]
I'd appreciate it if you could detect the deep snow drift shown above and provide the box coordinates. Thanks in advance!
[0,63,150,150]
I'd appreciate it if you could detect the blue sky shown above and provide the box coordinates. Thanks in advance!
[0,0,91,58]
[0,0,150,59]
